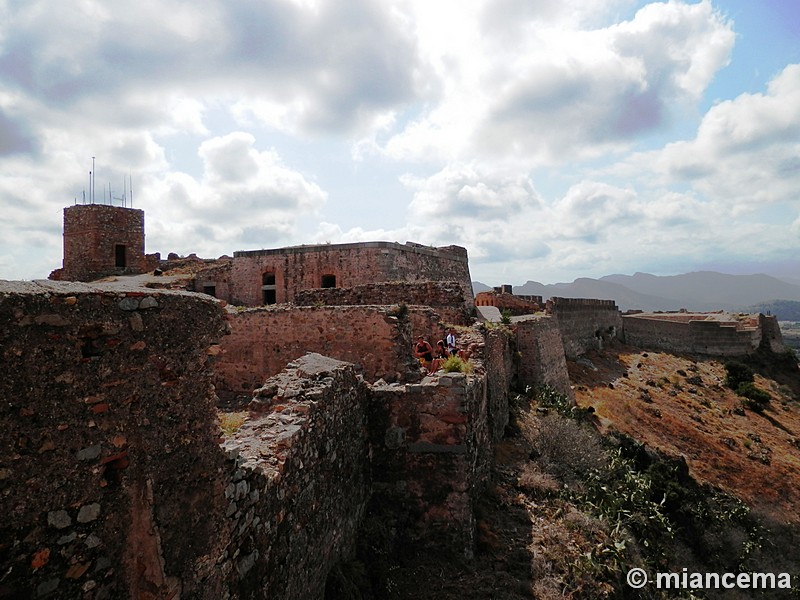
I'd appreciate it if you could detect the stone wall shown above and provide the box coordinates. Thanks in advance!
[191,258,234,300]
[49,205,157,282]
[227,241,473,310]
[1,279,518,598]
[219,354,371,599]
[294,280,471,325]
[621,313,783,356]
[214,305,419,403]
[546,297,623,359]
[760,314,787,353]
[515,315,574,399]
[474,291,541,316]
[0,281,229,599]
[482,328,514,440]
[367,370,492,557]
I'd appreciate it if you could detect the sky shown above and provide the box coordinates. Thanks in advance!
[0,0,798,285]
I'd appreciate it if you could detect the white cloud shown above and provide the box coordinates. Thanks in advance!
[551,182,641,242]
[618,63,800,208]
[0,0,796,286]
[401,163,550,265]
[142,132,327,257]
[374,0,733,165]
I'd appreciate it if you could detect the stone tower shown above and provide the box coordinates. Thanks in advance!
[49,204,149,282]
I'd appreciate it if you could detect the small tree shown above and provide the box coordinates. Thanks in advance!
[724,361,753,390]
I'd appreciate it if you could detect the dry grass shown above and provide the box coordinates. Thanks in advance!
[569,344,800,523]
[218,410,247,436]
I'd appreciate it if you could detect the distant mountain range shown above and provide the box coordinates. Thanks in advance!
[472,271,800,317]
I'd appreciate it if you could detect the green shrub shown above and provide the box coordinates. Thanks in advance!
[500,309,512,325]
[724,361,754,389]
[737,382,771,405]
[442,354,472,374]
[535,385,593,421]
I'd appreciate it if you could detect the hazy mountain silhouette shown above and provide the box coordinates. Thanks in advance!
[472,281,492,294]
[600,272,800,309]
[472,271,800,313]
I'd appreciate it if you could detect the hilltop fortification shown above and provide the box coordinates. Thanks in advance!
[1,205,789,597]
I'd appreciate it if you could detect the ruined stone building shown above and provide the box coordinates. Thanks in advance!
[0,203,788,598]
[48,204,474,313]
[49,204,160,282]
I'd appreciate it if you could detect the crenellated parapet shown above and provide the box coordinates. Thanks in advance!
[545,297,622,358]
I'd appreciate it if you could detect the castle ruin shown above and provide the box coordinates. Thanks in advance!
[0,203,788,598]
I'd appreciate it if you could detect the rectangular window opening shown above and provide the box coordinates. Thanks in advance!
[262,272,277,305]
[203,285,216,297]
[115,244,126,268]
[321,274,336,288]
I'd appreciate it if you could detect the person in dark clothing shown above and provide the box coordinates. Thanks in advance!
[414,336,434,369]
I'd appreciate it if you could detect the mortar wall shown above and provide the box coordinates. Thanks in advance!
[0,281,229,599]
[368,370,491,556]
[214,306,418,402]
[760,314,787,353]
[51,205,152,281]
[515,315,574,399]
[483,328,514,441]
[622,314,777,356]
[295,280,471,325]
[220,355,371,599]
[227,242,473,310]
[2,281,514,597]
[547,297,622,358]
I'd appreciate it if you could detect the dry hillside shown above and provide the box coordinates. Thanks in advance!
[570,345,800,523]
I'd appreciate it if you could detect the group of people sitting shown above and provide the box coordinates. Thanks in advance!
[414,328,468,374]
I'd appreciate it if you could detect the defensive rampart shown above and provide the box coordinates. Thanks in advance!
[226,241,474,310]
[1,282,512,597]
[294,280,471,325]
[220,354,371,599]
[515,315,574,399]
[622,312,785,356]
[0,281,229,599]
[213,305,420,403]
[366,349,502,556]
[546,297,623,359]
[474,290,541,315]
